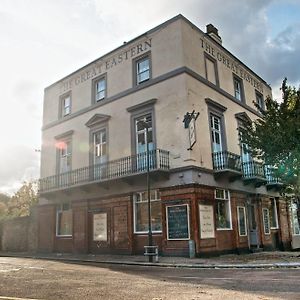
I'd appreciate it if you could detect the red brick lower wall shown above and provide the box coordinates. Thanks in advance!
[37,184,291,255]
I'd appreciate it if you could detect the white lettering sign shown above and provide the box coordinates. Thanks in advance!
[199,205,215,239]
[93,213,107,241]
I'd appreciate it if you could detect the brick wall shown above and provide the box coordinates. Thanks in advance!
[0,207,38,252]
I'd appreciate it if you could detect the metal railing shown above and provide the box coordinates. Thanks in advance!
[39,149,169,193]
[242,161,265,179]
[264,165,282,184]
[212,151,242,172]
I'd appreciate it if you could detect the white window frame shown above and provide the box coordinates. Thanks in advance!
[166,204,190,241]
[270,198,279,229]
[56,203,72,237]
[262,208,271,235]
[59,140,72,174]
[215,189,232,231]
[133,190,162,234]
[62,95,71,117]
[95,77,106,102]
[256,91,264,111]
[136,56,150,84]
[237,206,247,236]
[233,76,243,101]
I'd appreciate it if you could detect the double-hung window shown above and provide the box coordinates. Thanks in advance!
[233,76,244,102]
[134,190,162,233]
[215,189,232,230]
[59,141,71,174]
[61,94,71,117]
[256,91,265,111]
[56,203,72,236]
[95,77,106,102]
[136,56,150,84]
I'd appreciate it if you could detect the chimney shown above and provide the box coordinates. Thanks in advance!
[206,24,222,45]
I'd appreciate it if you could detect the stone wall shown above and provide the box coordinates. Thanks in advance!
[0,207,38,252]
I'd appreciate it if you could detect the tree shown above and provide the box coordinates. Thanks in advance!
[0,193,10,219]
[7,181,38,217]
[241,78,300,223]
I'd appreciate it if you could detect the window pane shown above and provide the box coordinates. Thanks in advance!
[57,207,72,236]
[234,79,241,101]
[216,199,231,229]
[137,57,150,83]
[134,190,162,232]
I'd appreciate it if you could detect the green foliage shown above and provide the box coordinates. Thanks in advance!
[0,182,38,219]
[241,78,300,221]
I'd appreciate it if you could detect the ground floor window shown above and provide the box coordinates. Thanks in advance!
[237,206,247,236]
[215,189,232,230]
[133,190,162,233]
[291,201,300,235]
[56,203,72,236]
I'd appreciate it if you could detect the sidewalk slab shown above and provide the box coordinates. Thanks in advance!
[0,251,300,269]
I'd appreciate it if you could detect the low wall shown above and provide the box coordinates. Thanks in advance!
[0,208,38,252]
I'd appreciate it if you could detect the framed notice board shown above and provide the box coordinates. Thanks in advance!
[166,204,190,240]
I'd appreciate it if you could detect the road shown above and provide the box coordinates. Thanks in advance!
[0,257,299,299]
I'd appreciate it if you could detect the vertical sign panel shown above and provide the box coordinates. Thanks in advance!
[262,208,271,235]
[93,213,107,241]
[199,205,215,239]
[166,205,190,240]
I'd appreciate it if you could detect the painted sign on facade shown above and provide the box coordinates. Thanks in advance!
[93,213,107,241]
[199,205,215,239]
[262,208,271,235]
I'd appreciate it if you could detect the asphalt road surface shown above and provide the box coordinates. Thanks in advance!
[0,257,299,299]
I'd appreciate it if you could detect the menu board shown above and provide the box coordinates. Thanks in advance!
[167,205,190,240]
[93,213,107,241]
[263,208,271,235]
[199,205,215,239]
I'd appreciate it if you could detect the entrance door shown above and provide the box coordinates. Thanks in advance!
[248,204,259,247]
[135,114,154,171]
[93,129,107,180]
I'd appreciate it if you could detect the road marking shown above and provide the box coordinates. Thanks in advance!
[0,297,42,300]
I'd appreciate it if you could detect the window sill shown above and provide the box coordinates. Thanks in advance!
[216,228,233,231]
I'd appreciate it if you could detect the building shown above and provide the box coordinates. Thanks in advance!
[38,15,292,256]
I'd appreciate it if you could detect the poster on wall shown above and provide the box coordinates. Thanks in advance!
[166,204,190,240]
[93,213,107,241]
[199,205,215,239]
[262,208,271,235]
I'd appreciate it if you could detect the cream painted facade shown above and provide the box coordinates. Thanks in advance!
[38,15,290,256]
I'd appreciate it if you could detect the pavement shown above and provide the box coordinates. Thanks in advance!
[1,250,300,269]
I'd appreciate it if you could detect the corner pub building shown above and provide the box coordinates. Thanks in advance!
[38,14,292,257]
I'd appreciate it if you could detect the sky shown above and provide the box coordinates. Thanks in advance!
[0,0,300,195]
